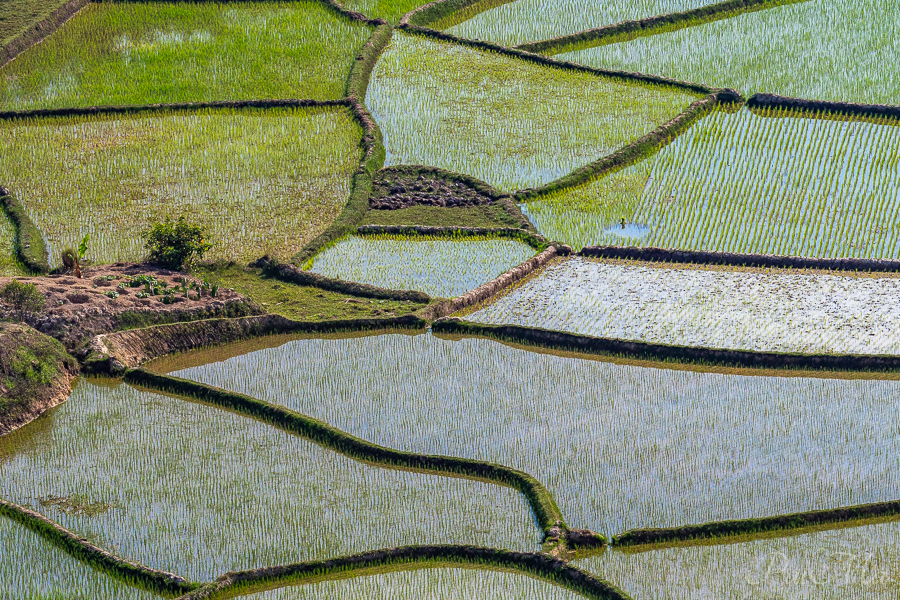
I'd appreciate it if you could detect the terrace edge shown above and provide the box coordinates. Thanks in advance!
[174,545,631,600]
[0,498,197,596]
[355,225,549,250]
[123,368,570,535]
[748,93,900,122]
[0,189,50,273]
[514,0,806,55]
[0,0,89,70]
[431,318,900,372]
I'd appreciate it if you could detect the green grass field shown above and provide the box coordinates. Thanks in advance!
[0,1,372,109]
[0,0,71,48]
[523,108,900,256]
[0,107,362,267]
[367,32,700,192]
[0,378,539,582]
[577,520,900,599]
[561,0,897,104]
[168,332,900,536]
[447,0,716,47]
[342,0,427,23]
[305,234,536,297]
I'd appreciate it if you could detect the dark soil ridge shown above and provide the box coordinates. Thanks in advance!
[748,92,900,121]
[255,258,431,303]
[514,0,805,55]
[432,318,900,372]
[173,545,628,600]
[579,245,900,273]
[0,323,78,435]
[0,498,196,596]
[613,498,900,548]
[396,23,718,96]
[125,368,568,534]
[0,0,89,69]
[399,0,514,29]
[516,91,739,201]
[0,98,346,122]
[86,313,428,374]
[420,245,565,320]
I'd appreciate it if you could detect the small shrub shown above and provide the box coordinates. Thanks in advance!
[144,216,212,271]
[0,281,46,321]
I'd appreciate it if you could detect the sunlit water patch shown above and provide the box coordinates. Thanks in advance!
[165,332,900,537]
[522,108,900,254]
[0,516,159,600]
[468,256,900,355]
[577,521,900,600]
[306,235,535,298]
[0,379,539,581]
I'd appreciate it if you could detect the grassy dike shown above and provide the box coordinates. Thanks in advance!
[123,368,569,535]
[0,190,49,273]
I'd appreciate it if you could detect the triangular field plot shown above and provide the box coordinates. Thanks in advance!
[560,0,898,104]
[367,31,701,192]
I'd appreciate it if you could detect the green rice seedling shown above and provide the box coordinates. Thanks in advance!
[466,257,900,355]
[0,517,160,600]
[0,2,373,109]
[0,378,539,582]
[367,32,700,192]
[166,331,900,537]
[0,107,362,267]
[577,520,900,599]
[447,0,717,47]
[246,567,587,599]
[0,211,26,276]
[0,0,71,47]
[561,0,897,105]
[524,108,900,255]
[305,234,536,298]
[340,0,432,24]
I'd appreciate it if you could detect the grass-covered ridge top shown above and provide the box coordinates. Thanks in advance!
[124,368,569,534]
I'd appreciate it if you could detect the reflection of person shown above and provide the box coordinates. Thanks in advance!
[620,217,627,229]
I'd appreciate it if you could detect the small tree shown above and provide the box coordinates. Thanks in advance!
[0,281,45,322]
[143,216,212,271]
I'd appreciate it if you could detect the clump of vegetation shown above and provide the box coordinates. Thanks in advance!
[0,280,45,322]
[144,217,212,271]
[60,234,90,278]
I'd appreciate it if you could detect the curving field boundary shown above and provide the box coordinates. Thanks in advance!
[0,498,197,597]
[748,92,900,122]
[174,545,630,600]
[355,225,549,250]
[84,313,428,373]
[613,499,900,548]
[291,25,393,266]
[124,368,570,535]
[431,318,900,372]
[0,0,89,69]
[579,245,900,273]
[0,189,50,273]
[515,91,739,201]
[514,0,808,55]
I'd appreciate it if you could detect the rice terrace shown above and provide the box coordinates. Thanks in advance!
[1,0,899,598]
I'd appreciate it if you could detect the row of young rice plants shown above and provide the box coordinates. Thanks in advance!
[0,378,540,583]
[522,107,900,255]
[366,32,700,192]
[0,107,361,267]
[165,332,900,537]
[240,568,587,599]
[446,0,718,47]
[305,234,535,298]
[0,0,70,48]
[340,0,427,24]
[468,257,900,355]
[0,2,373,109]
[0,516,159,600]
[577,520,900,599]
[560,0,898,105]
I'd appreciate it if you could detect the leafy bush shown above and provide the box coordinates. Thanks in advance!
[143,217,212,271]
[0,281,45,321]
